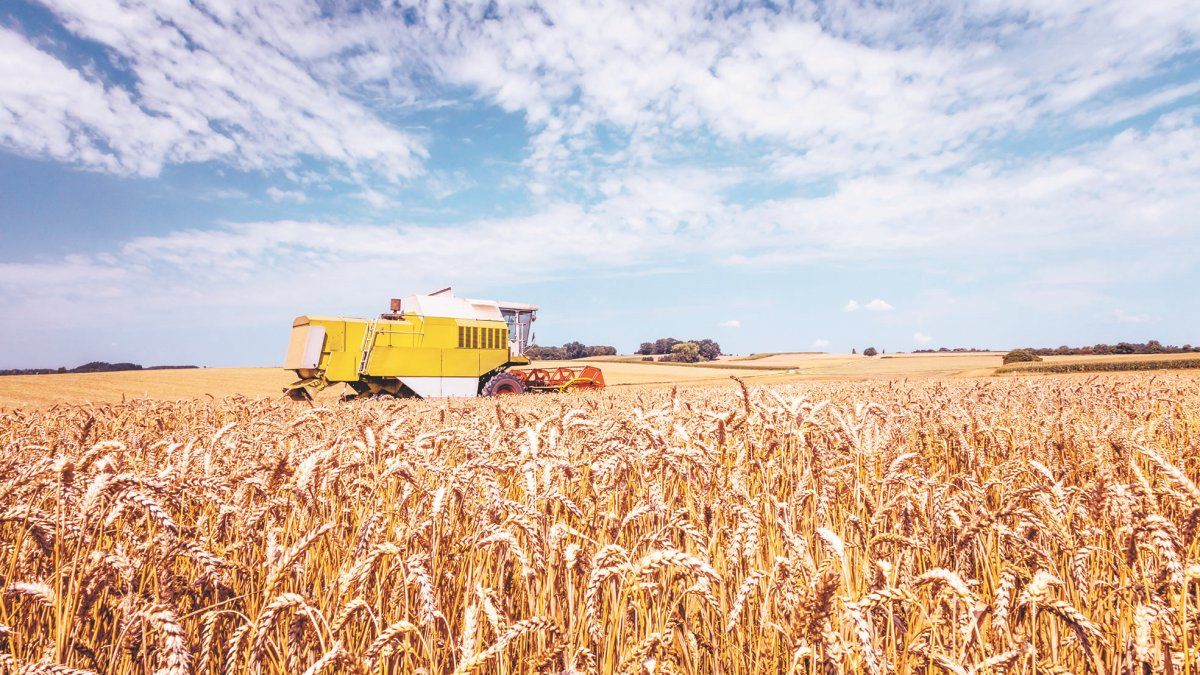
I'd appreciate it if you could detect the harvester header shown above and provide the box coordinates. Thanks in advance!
[284,288,604,400]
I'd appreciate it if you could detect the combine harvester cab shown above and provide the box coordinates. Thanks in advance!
[283,288,604,400]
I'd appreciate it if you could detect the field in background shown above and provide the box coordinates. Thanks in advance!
[0,367,295,408]
[722,351,1006,376]
[0,353,999,407]
[1,374,1197,672]
[7,351,1200,407]
[997,351,1200,374]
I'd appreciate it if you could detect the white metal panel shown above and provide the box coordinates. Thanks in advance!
[398,376,478,398]
[495,300,538,312]
[285,323,326,370]
[397,294,504,321]
[301,326,325,369]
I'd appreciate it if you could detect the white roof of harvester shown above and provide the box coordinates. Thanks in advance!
[396,289,537,321]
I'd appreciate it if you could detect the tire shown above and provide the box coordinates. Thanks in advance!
[481,371,525,396]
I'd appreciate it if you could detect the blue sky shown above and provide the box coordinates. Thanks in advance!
[1,0,1198,367]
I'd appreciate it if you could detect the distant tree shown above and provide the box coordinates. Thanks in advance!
[668,342,701,363]
[527,342,618,360]
[863,347,878,357]
[562,341,588,359]
[1146,339,1163,353]
[525,345,566,360]
[695,339,722,361]
[638,336,720,360]
[1114,343,1136,354]
[653,338,681,355]
[851,348,856,355]
[1003,349,1042,365]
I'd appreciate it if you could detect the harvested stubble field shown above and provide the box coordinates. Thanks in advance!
[1,374,1199,674]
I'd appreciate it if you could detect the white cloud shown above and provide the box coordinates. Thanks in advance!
[425,171,475,200]
[1074,81,1200,129]
[0,27,166,176]
[3,112,1198,340]
[846,298,895,312]
[865,299,894,312]
[202,189,249,201]
[6,1,1197,193]
[719,319,741,328]
[266,187,307,204]
[0,5,424,181]
[354,189,391,209]
[913,332,933,344]
[408,1,1200,187]
[812,339,830,349]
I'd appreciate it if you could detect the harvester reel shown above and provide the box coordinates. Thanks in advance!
[482,372,526,396]
[560,376,602,392]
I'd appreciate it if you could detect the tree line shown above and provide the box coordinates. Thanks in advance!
[0,362,198,377]
[524,342,618,360]
[524,337,724,362]
[1019,340,1198,355]
[916,341,1198,355]
[635,338,722,363]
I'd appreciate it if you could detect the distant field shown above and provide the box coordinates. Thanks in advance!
[0,363,779,407]
[997,352,1200,374]
[721,351,826,361]
[6,351,1199,407]
[706,351,1006,377]
[0,367,299,408]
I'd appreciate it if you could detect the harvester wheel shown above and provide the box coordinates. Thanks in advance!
[482,372,525,396]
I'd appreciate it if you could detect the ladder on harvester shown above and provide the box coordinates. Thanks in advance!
[358,319,379,375]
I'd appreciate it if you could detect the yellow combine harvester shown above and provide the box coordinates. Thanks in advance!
[283,288,604,400]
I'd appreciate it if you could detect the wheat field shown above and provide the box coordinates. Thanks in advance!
[1,374,1198,673]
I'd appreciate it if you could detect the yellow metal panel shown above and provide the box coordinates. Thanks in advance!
[324,320,346,352]
[441,346,480,377]
[422,317,458,349]
[382,347,441,376]
[326,320,361,381]
[479,349,508,374]
[378,318,417,348]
